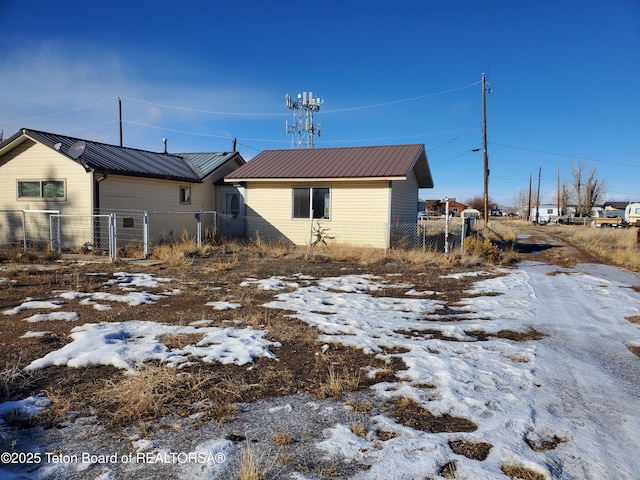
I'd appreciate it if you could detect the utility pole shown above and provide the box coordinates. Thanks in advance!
[557,165,561,217]
[118,97,123,147]
[482,73,490,227]
[535,167,541,223]
[527,173,532,221]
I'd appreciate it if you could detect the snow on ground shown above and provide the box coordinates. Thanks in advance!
[23,321,280,372]
[2,263,640,479]
[263,265,640,479]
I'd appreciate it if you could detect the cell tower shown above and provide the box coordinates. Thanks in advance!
[285,91,323,148]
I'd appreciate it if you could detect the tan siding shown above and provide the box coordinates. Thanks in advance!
[390,169,419,220]
[99,176,216,243]
[99,175,214,212]
[245,181,390,248]
[0,140,92,213]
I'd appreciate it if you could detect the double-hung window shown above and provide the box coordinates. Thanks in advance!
[292,187,330,219]
[17,180,66,200]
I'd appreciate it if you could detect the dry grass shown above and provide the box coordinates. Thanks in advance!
[463,236,503,264]
[541,224,640,271]
[158,332,205,350]
[238,442,281,480]
[271,432,295,446]
[448,439,493,460]
[501,464,546,480]
[1,363,38,402]
[628,344,640,358]
[95,364,182,426]
[626,316,640,324]
[350,421,367,438]
[44,388,79,427]
[438,460,458,478]
[238,443,264,480]
[316,365,361,399]
[91,363,249,427]
[392,397,477,433]
[345,399,372,412]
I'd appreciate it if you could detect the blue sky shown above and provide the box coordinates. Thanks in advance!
[1,0,638,206]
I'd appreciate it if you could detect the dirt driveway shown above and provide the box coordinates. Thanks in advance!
[507,222,602,267]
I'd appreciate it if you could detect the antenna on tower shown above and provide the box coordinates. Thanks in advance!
[285,91,323,148]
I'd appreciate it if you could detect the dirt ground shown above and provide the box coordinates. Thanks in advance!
[0,225,620,479]
[505,221,602,267]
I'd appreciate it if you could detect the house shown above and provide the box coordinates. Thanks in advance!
[425,198,468,217]
[602,201,630,211]
[530,204,560,222]
[0,128,245,246]
[224,144,433,248]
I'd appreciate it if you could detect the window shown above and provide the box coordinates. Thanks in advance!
[547,209,554,214]
[17,180,65,200]
[292,187,330,219]
[179,186,191,205]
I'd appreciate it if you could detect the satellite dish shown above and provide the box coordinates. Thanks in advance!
[54,143,62,151]
[68,141,86,160]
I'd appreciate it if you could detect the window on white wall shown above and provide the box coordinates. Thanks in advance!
[179,186,191,205]
[292,187,330,219]
[17,180,66,200]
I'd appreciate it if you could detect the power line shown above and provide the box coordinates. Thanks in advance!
[122,120,287,143]
[118,82,480,118]
[0,98,113,123]
[492,142,640,168]
[322,82,481,113]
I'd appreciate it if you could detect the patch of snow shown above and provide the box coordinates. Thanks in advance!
[205,301,242,310]
[24,311,80,323]
[25,321,281,372]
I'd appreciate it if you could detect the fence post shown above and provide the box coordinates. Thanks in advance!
[444,198,450,254]
[56,215,62,254]
[49,216,54,258]
[143,211,150,259]
[22,210,26,252]
[109,213,117,262]
[196,211,202,249]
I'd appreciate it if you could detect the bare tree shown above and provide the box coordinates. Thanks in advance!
[558,184,570,215]
[570,160,606,214]
[513,187,537,218]
[466,196,498,212]
[584,168,607,212]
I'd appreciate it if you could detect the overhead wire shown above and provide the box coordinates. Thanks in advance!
[0,97,113,124]
[119,82,480,117]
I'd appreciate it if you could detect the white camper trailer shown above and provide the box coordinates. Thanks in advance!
[624,203,640,226]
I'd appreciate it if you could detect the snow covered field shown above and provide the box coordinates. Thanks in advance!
[1,261,639,479]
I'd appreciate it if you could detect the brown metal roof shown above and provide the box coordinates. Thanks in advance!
[225,144,433,188]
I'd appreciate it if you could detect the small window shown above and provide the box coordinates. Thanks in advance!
[547,209,554,214]
[179,186,191,205]
[17,180,65,200]
[292,187,330,219]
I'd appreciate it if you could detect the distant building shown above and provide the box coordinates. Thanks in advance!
[530,204,559,223]
[424,198,468,217]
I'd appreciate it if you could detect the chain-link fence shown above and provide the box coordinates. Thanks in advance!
[0,209,61,251]
[50,214,113,256]
[1,208,478,260]
[244,215,478,253]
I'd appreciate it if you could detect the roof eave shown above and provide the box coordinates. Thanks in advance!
[225,176,407,183]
